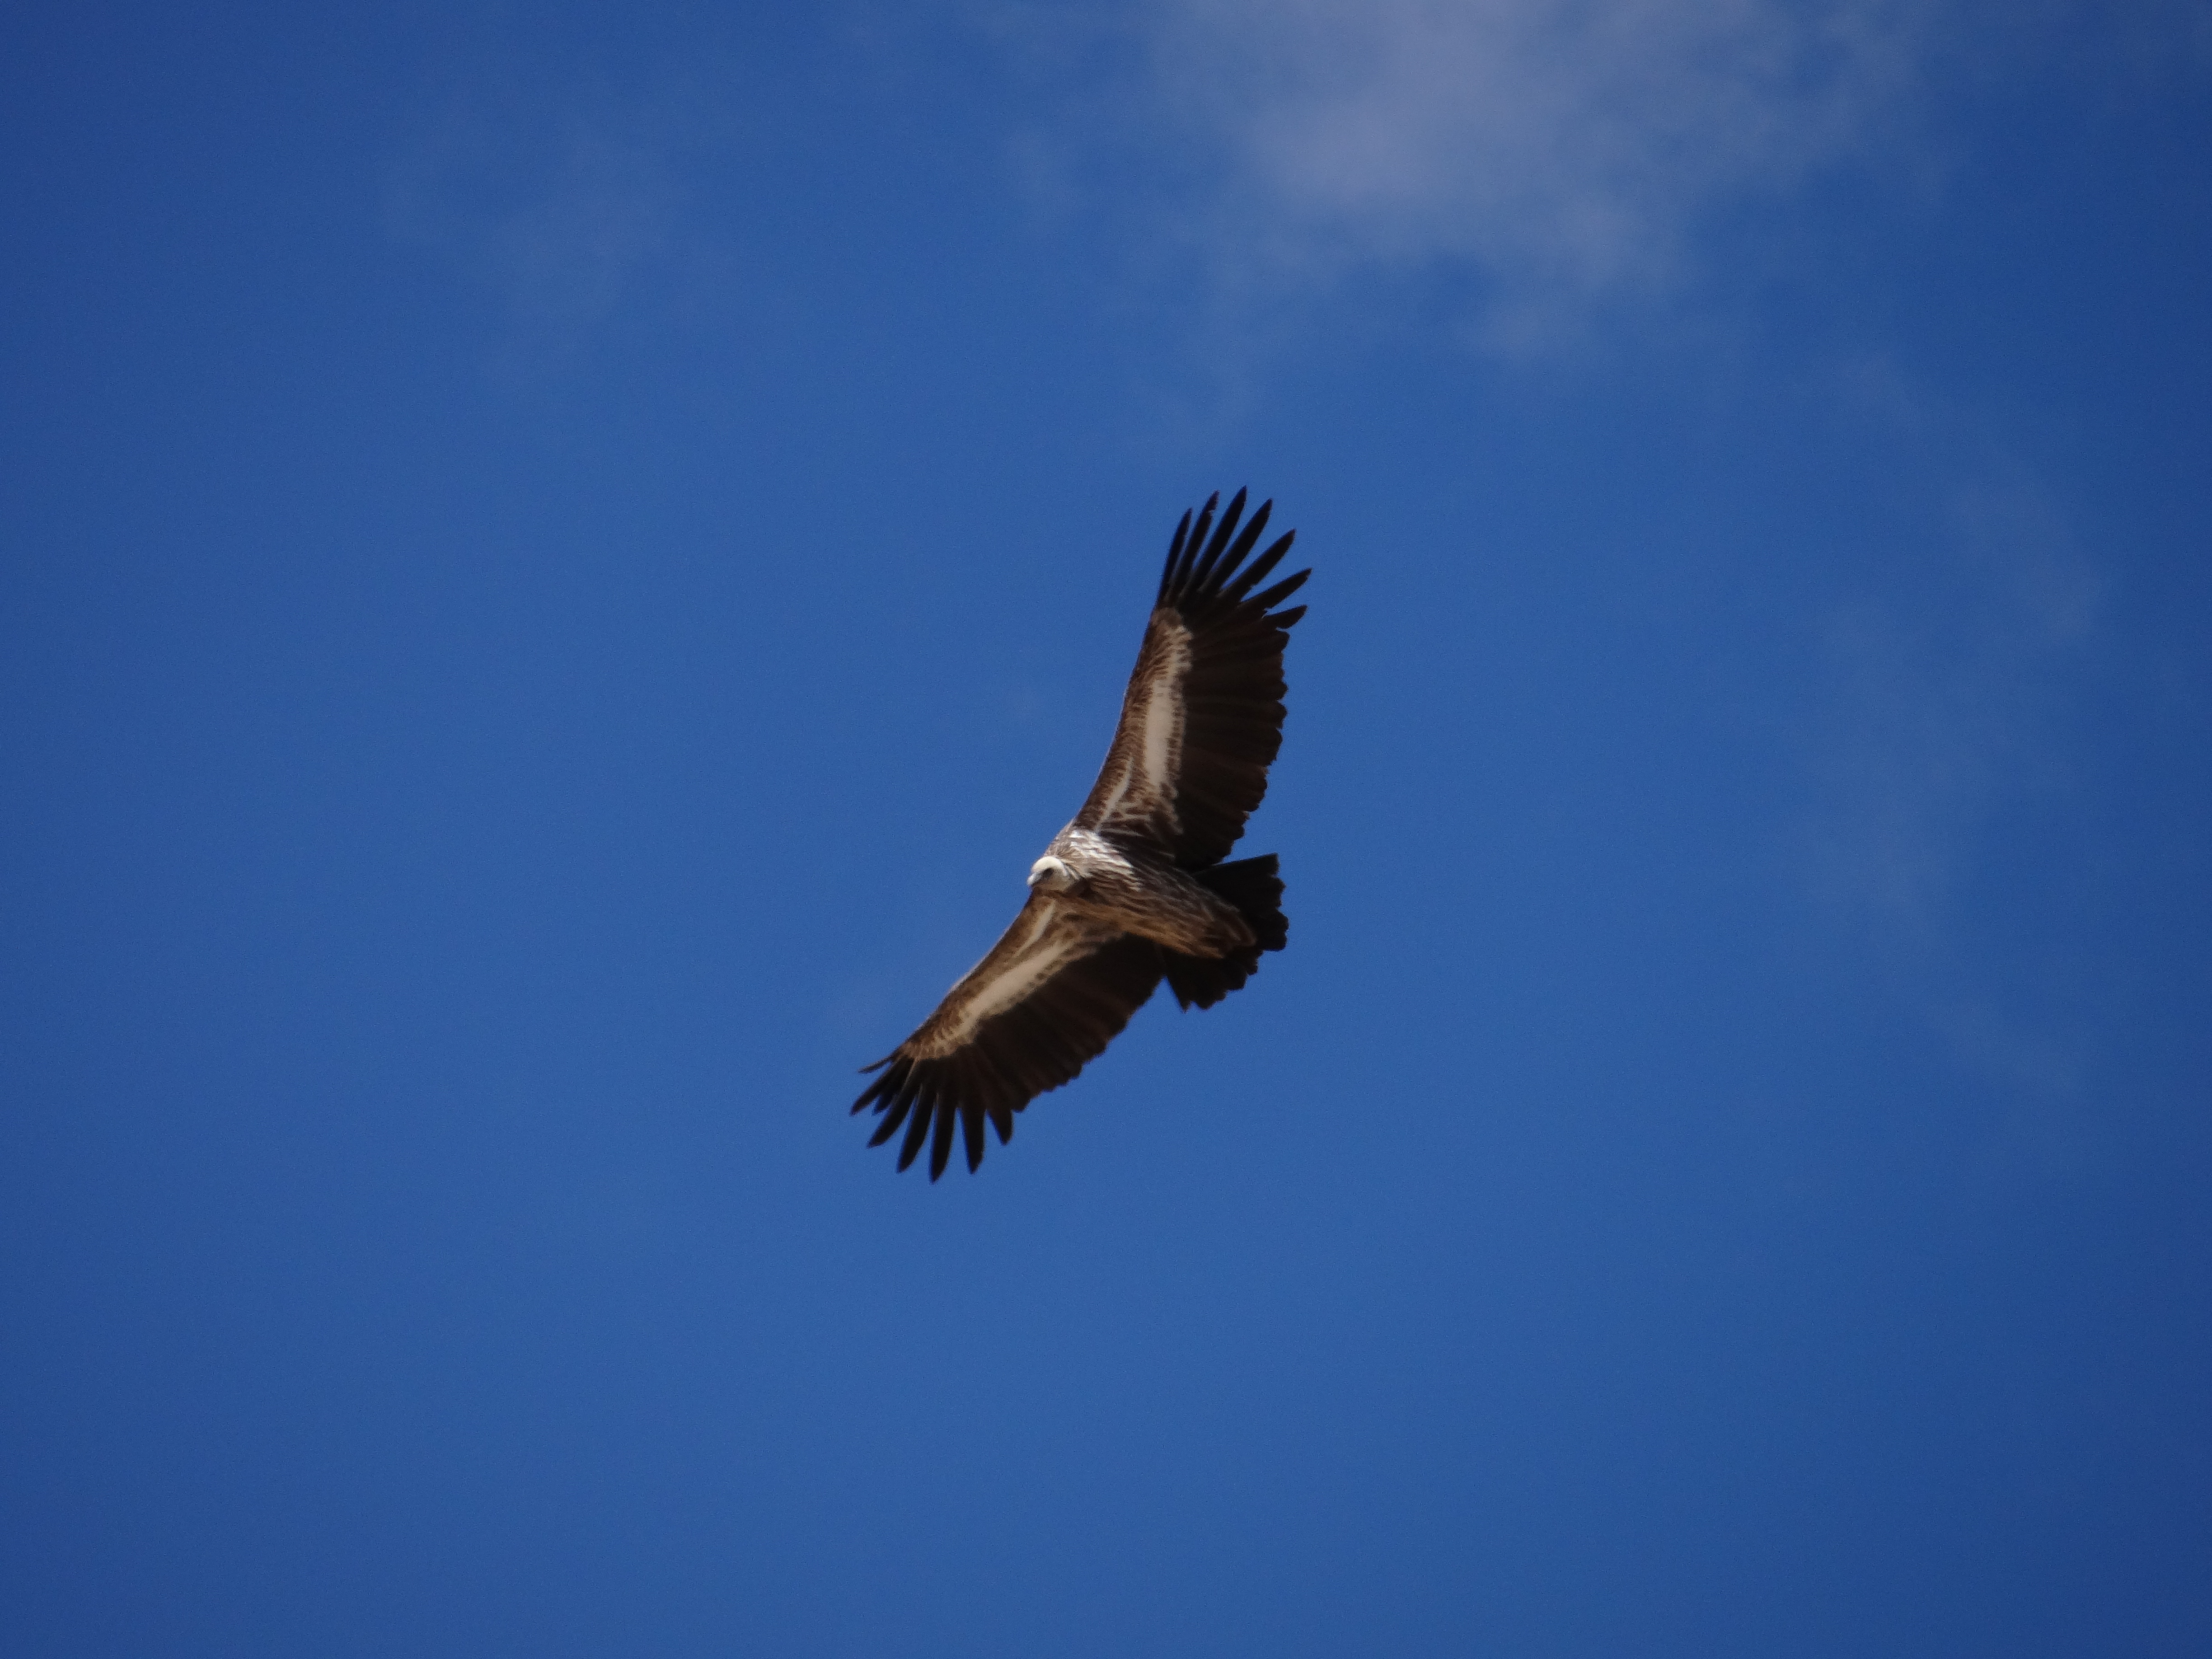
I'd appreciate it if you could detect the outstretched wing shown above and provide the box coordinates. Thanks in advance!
[853,895,1163,1179]
[1075,489,1310,867]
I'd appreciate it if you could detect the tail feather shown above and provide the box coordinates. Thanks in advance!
[1162,854,1288,1010]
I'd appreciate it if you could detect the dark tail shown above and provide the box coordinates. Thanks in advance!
[1161,854,1288,1010]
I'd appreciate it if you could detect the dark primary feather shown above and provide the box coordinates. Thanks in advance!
[1146,488,1310,869]
[853,933,1164,1178]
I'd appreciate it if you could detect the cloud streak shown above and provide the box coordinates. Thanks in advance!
[1806,483,2093,945]
[382,83,710,343]
[1796,408,2101,1124]
[1079,0,1929,344]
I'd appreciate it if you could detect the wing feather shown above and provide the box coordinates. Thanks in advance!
[853,895,1163,1177]
[1078,490,1310,867]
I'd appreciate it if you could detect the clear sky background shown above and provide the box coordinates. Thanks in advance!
[5,4,2211,1654]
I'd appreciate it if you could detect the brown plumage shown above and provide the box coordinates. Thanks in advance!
[853,490,1309,1178]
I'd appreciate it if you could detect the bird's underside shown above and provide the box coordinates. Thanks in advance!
[853,489,1308,1179]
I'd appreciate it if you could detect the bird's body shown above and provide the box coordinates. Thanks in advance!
[854,489,1309,1178]
[1028,829,1255,958]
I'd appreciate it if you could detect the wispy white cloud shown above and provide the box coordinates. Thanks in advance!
[1002,0,1931,349]
[999,0,2212,350]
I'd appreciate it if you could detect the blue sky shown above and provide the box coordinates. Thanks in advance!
[5,4,2210,1654]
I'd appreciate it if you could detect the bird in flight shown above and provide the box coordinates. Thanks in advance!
[854,489,1310,1178]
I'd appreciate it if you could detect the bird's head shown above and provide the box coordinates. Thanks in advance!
[1027,855,1076,893]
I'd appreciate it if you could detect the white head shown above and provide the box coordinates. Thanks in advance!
[1027,855,1076,892]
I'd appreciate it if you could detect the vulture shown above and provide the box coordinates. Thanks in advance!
[854,488,1309,1178]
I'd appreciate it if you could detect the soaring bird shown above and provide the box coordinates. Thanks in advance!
[854,489,1309,1178]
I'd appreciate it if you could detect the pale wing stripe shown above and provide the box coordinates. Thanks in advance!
[1135,626,1189,808]
[919,904,1105,1052]
[1092,720,1135,821]
[935,935,1085,1047]
[997,897,1059,968]
[932,897,1058,999]
[1094,618,1190,826]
